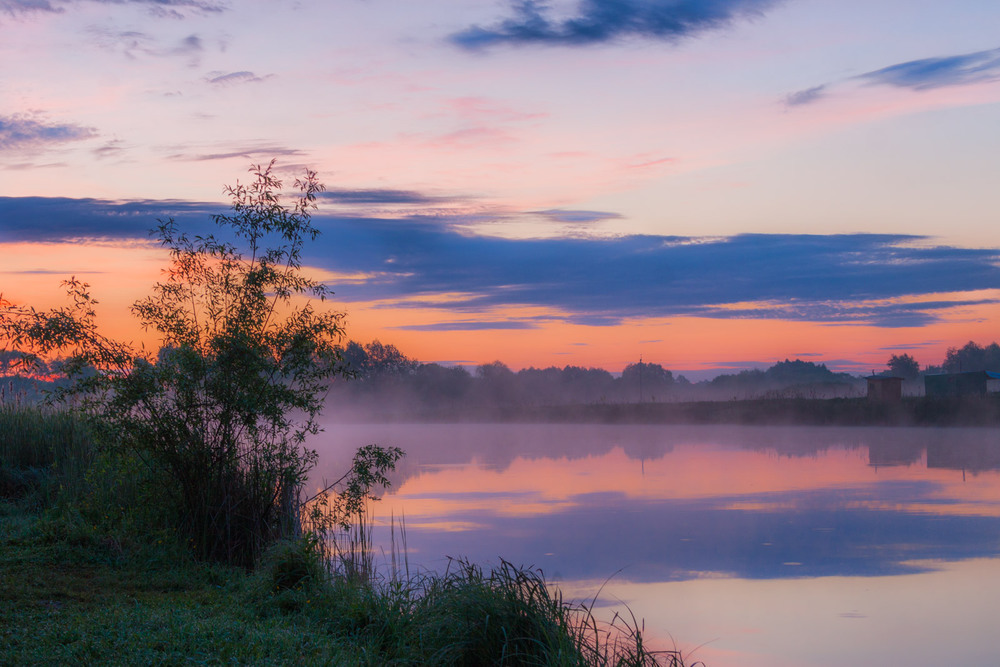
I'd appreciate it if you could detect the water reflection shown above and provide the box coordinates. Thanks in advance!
[310,424,1000,581]
[310,423,1000,666]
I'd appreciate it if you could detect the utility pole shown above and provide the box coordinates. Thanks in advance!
[638,354,643,404]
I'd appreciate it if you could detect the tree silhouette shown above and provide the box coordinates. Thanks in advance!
[886,353,920,379]
[1,161,401,566]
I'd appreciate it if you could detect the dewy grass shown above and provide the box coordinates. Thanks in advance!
[4,505,693,666]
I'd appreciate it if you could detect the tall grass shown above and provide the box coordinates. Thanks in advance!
[0,399,94,502]
[0,399,178,545]
[277,503,693,666]
[401,557,687,666]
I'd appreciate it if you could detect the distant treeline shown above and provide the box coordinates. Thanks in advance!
[330,340,865,409]
[0,351,68,403]
[328,339,1000,411]
[6,340,1000,410]
[929,341,1000,375]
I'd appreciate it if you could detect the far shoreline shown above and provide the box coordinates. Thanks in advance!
[333,395,1000,428]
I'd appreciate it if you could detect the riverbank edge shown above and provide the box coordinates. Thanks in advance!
[0,502,367,665]
[1,499,685,666]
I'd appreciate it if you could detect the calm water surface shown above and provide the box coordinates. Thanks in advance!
[311,422,1000,667]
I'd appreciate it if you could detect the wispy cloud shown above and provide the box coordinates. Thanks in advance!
[879,341,942,351]
[785,47,1000,107]
[205,70,270,86]
[3,0,223,16]
[783,84,826,107]
[451,0,781,50]
[0,114,96,151]
[4,197,1000,329]
[702,297,1000,328]
[444,96,546,123]
[392,320,542,331]
[92,139,126,159]
[426,126,515,150]
[531,209,622,224]
[1,0,58,15]
[317,189,450,205]
[172,33,203,60]
[859,47,1000,90]
[165,144,305,162]
[87,27,206,64]
[0,160,67,170]
[86,27,154,58]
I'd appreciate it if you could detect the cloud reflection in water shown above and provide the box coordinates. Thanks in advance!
[312,424,1000,582]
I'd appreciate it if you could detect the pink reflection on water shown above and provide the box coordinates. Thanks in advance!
[310,423,1000,666]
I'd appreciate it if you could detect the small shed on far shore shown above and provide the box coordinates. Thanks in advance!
[867,376,903,402]
[924,371,1000,398]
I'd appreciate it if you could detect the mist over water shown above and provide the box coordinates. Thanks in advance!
[310,421,1000,666]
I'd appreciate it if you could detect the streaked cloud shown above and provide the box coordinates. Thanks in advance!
[443,96,547,124]
[317,189,452,206]
[305,221,1000,328]
[0,160,67,170]
[3,196,999,329]
[879,341,943,351]
[859,46,1000,91]
[87,27,206,63]
[1,0,58,14]
[173,33,203,57]
[451,0,781,50]
[0,268,104,274]
[786,46,1000,107]
[2,0,223,16]
[393,320,542,332]
[205,70,270,86]
[532,209,622,224]
[0,196,216,241]
[705,297,1000,329]
[165,144,305,162]
[0,114,96,151]
[92,140,126,159]
[784,84,827,107]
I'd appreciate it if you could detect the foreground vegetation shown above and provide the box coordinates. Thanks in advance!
[1,403,689,666]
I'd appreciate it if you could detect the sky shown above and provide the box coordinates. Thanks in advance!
[2,0,1000,377]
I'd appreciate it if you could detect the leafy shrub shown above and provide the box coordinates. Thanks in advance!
[1,161,401,567]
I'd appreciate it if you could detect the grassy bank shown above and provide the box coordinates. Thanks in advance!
[1,404,689,666]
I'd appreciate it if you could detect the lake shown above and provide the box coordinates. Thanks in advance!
[311,422,1000,666]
